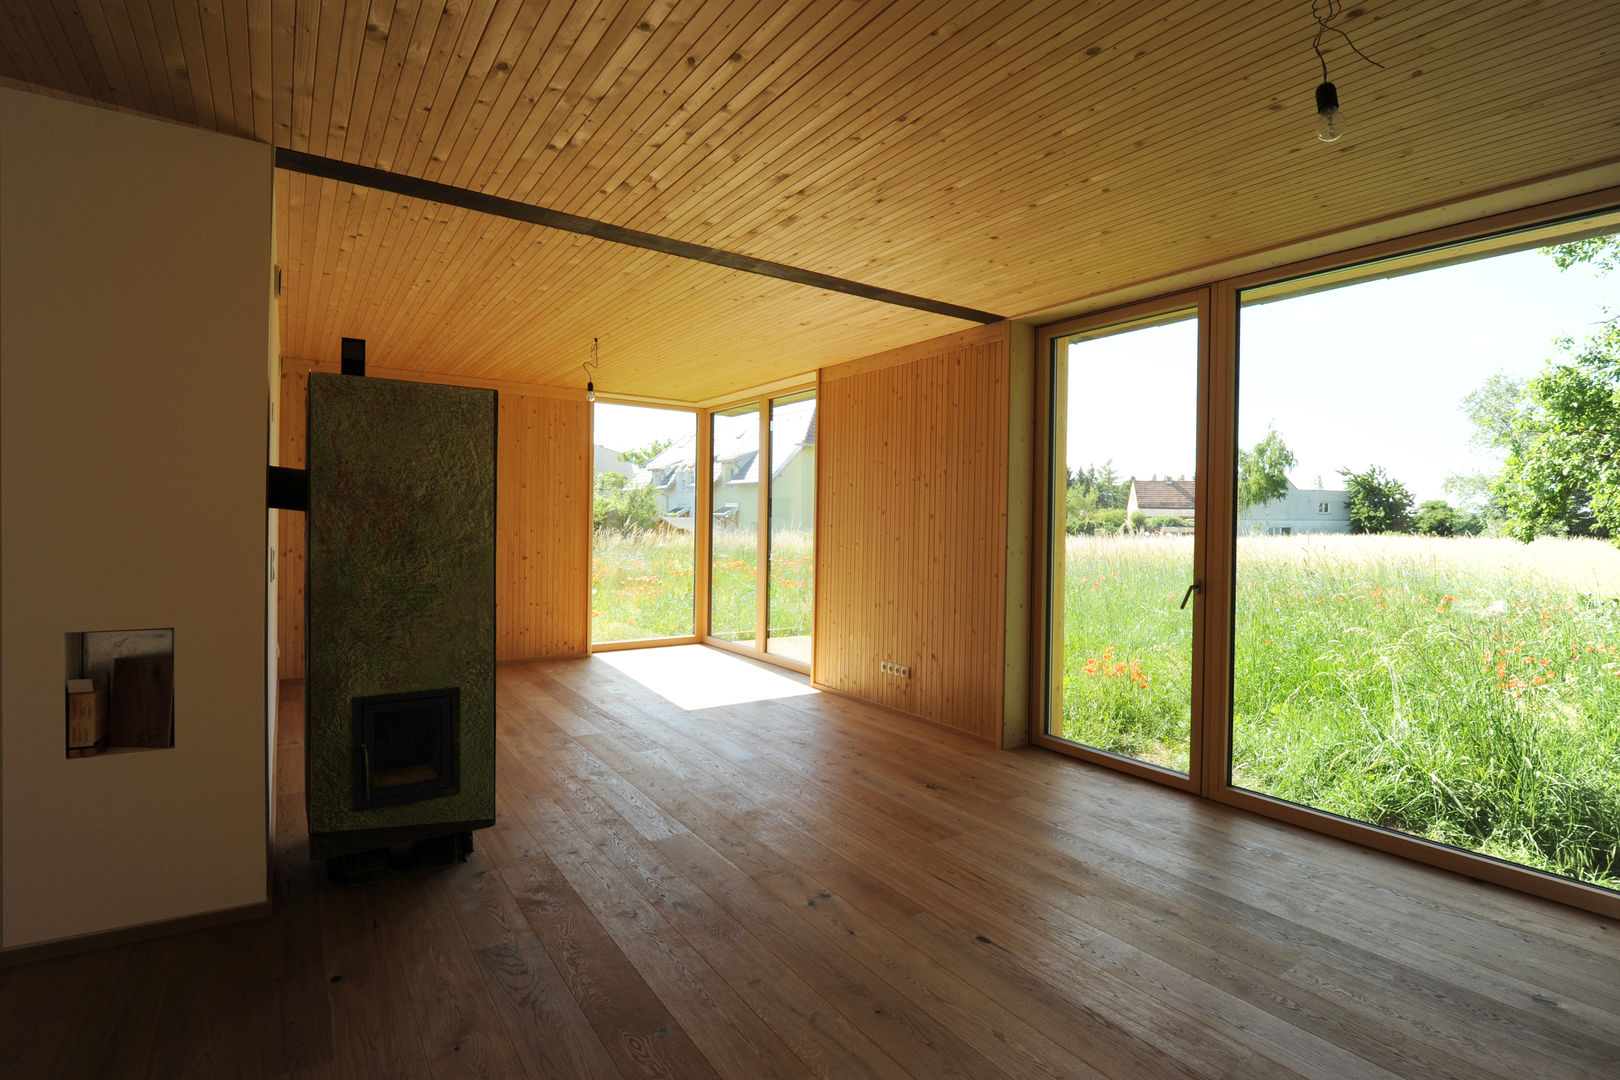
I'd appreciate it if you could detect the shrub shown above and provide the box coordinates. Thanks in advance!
[1338,465,1415,533]
[1414,499,1458,536]
[1069,508,1127,535]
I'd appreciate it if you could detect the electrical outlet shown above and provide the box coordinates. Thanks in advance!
[880,660,911,678]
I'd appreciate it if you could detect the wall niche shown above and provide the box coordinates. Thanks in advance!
[64,628,175,756]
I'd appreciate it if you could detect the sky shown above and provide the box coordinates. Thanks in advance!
[594,401,698,457]
[1065,240,1618,503]
[595,235,1618,507]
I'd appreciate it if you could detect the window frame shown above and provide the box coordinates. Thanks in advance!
[1032,186,1620,920]
[700,381,819,676]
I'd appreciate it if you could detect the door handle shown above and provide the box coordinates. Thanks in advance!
[1180,581,1201,610]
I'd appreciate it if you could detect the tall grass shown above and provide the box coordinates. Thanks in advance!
[1061,533,1620,887]
[591,528,814,645]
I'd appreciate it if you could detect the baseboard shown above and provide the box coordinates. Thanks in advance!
[0,900,272,967]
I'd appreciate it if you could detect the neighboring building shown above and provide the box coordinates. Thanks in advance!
[1127,479,1195,523]
[1238,479,1352,535]
[631,433,701,529]
[593,443,637,481]
[1125,477,1351,535]
[627,399,817,532]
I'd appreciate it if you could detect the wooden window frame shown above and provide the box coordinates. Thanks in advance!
[1032,185,1620,920]
[700,381,820,677]
[586,397,703,651]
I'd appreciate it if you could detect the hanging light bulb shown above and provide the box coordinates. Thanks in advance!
[1315,80,1345,142]
[583,337,599,402]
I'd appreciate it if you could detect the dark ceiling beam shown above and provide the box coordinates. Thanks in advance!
[274,148,1005,325]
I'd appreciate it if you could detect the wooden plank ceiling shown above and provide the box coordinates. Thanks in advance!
[4,1,1620,402]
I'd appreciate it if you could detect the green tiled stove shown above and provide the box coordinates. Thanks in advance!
[304,354,496,881]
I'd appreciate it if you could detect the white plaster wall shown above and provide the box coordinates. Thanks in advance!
[1239,481,1351,535]
[1,89,272,948]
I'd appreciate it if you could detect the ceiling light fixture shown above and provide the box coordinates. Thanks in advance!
[583,338,599,403]
[1310,0,1384,143]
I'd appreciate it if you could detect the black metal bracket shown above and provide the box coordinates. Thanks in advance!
[267,466,309,511]
[341,336,366,376]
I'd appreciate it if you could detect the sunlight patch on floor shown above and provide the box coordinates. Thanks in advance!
[594,645,818,711]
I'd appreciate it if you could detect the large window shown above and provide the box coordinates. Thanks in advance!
[1047,310,1201,778]
[1039,204,1620,914]
[707,390,817,669]
[1233,230,1620,892]
[767,392,817,664]
[709,404,761,644]
[591,403,698,643]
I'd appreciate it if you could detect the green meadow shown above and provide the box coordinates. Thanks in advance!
[591,528,813,646]
[1058,533,1620,888]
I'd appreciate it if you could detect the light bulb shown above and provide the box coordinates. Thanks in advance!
[587,381,595,402]
[1315,81,1345,142]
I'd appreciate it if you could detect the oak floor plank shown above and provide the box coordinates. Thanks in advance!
[979,796,1620,1075]
[526,763,915,1080]
[479,797,725,1080]
[3,652,1618,1080]
[473,934,628,1080]
[379,876,530,1079]
[498,758,821,1080]
[641,825,1023,1080]
[315,878,435,1080]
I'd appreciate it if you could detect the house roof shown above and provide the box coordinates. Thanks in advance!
[5,3,1618,400]
[1132,480,1195,513]
[628,399,816,487]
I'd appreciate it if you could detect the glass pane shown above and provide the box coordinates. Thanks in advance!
[1051,316,1197,774]
[1234,227,1620,892]
[710,405,760,644]
[591,404,698,642]
[767,393,816,664]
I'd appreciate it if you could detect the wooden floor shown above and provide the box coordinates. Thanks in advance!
[3,647,1619,1079]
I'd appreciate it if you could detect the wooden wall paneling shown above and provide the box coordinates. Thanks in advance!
[275,361,315,680]
[10,3,1619,401]
[495,391,592,661]
[816,324,1010,741]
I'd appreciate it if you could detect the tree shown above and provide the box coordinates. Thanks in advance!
[1492,236,1620,544]
[1068,460,1129,509]
[1413,499,1459,537]
[618,438,671,468]
[1338,466,1414,534]
[593,470,662,533]
[1460,371,1527,450]
[1495,321,1619,542]
[1543,234,1620,275]
[1445,372,1527,536]
[1237,425,1296,509]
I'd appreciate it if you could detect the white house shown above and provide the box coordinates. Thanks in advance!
[629,399,817,531]
[1126,479,1195,523]
[1124,477,1351,535]
[1238,479,1352,535]
[593,444,638,481]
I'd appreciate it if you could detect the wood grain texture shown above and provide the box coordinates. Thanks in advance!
[495,389,591,660]
[276,359,588,678]
[817,324,1010,741]
[4,3,1618,399]
[1,653,1617,1079]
